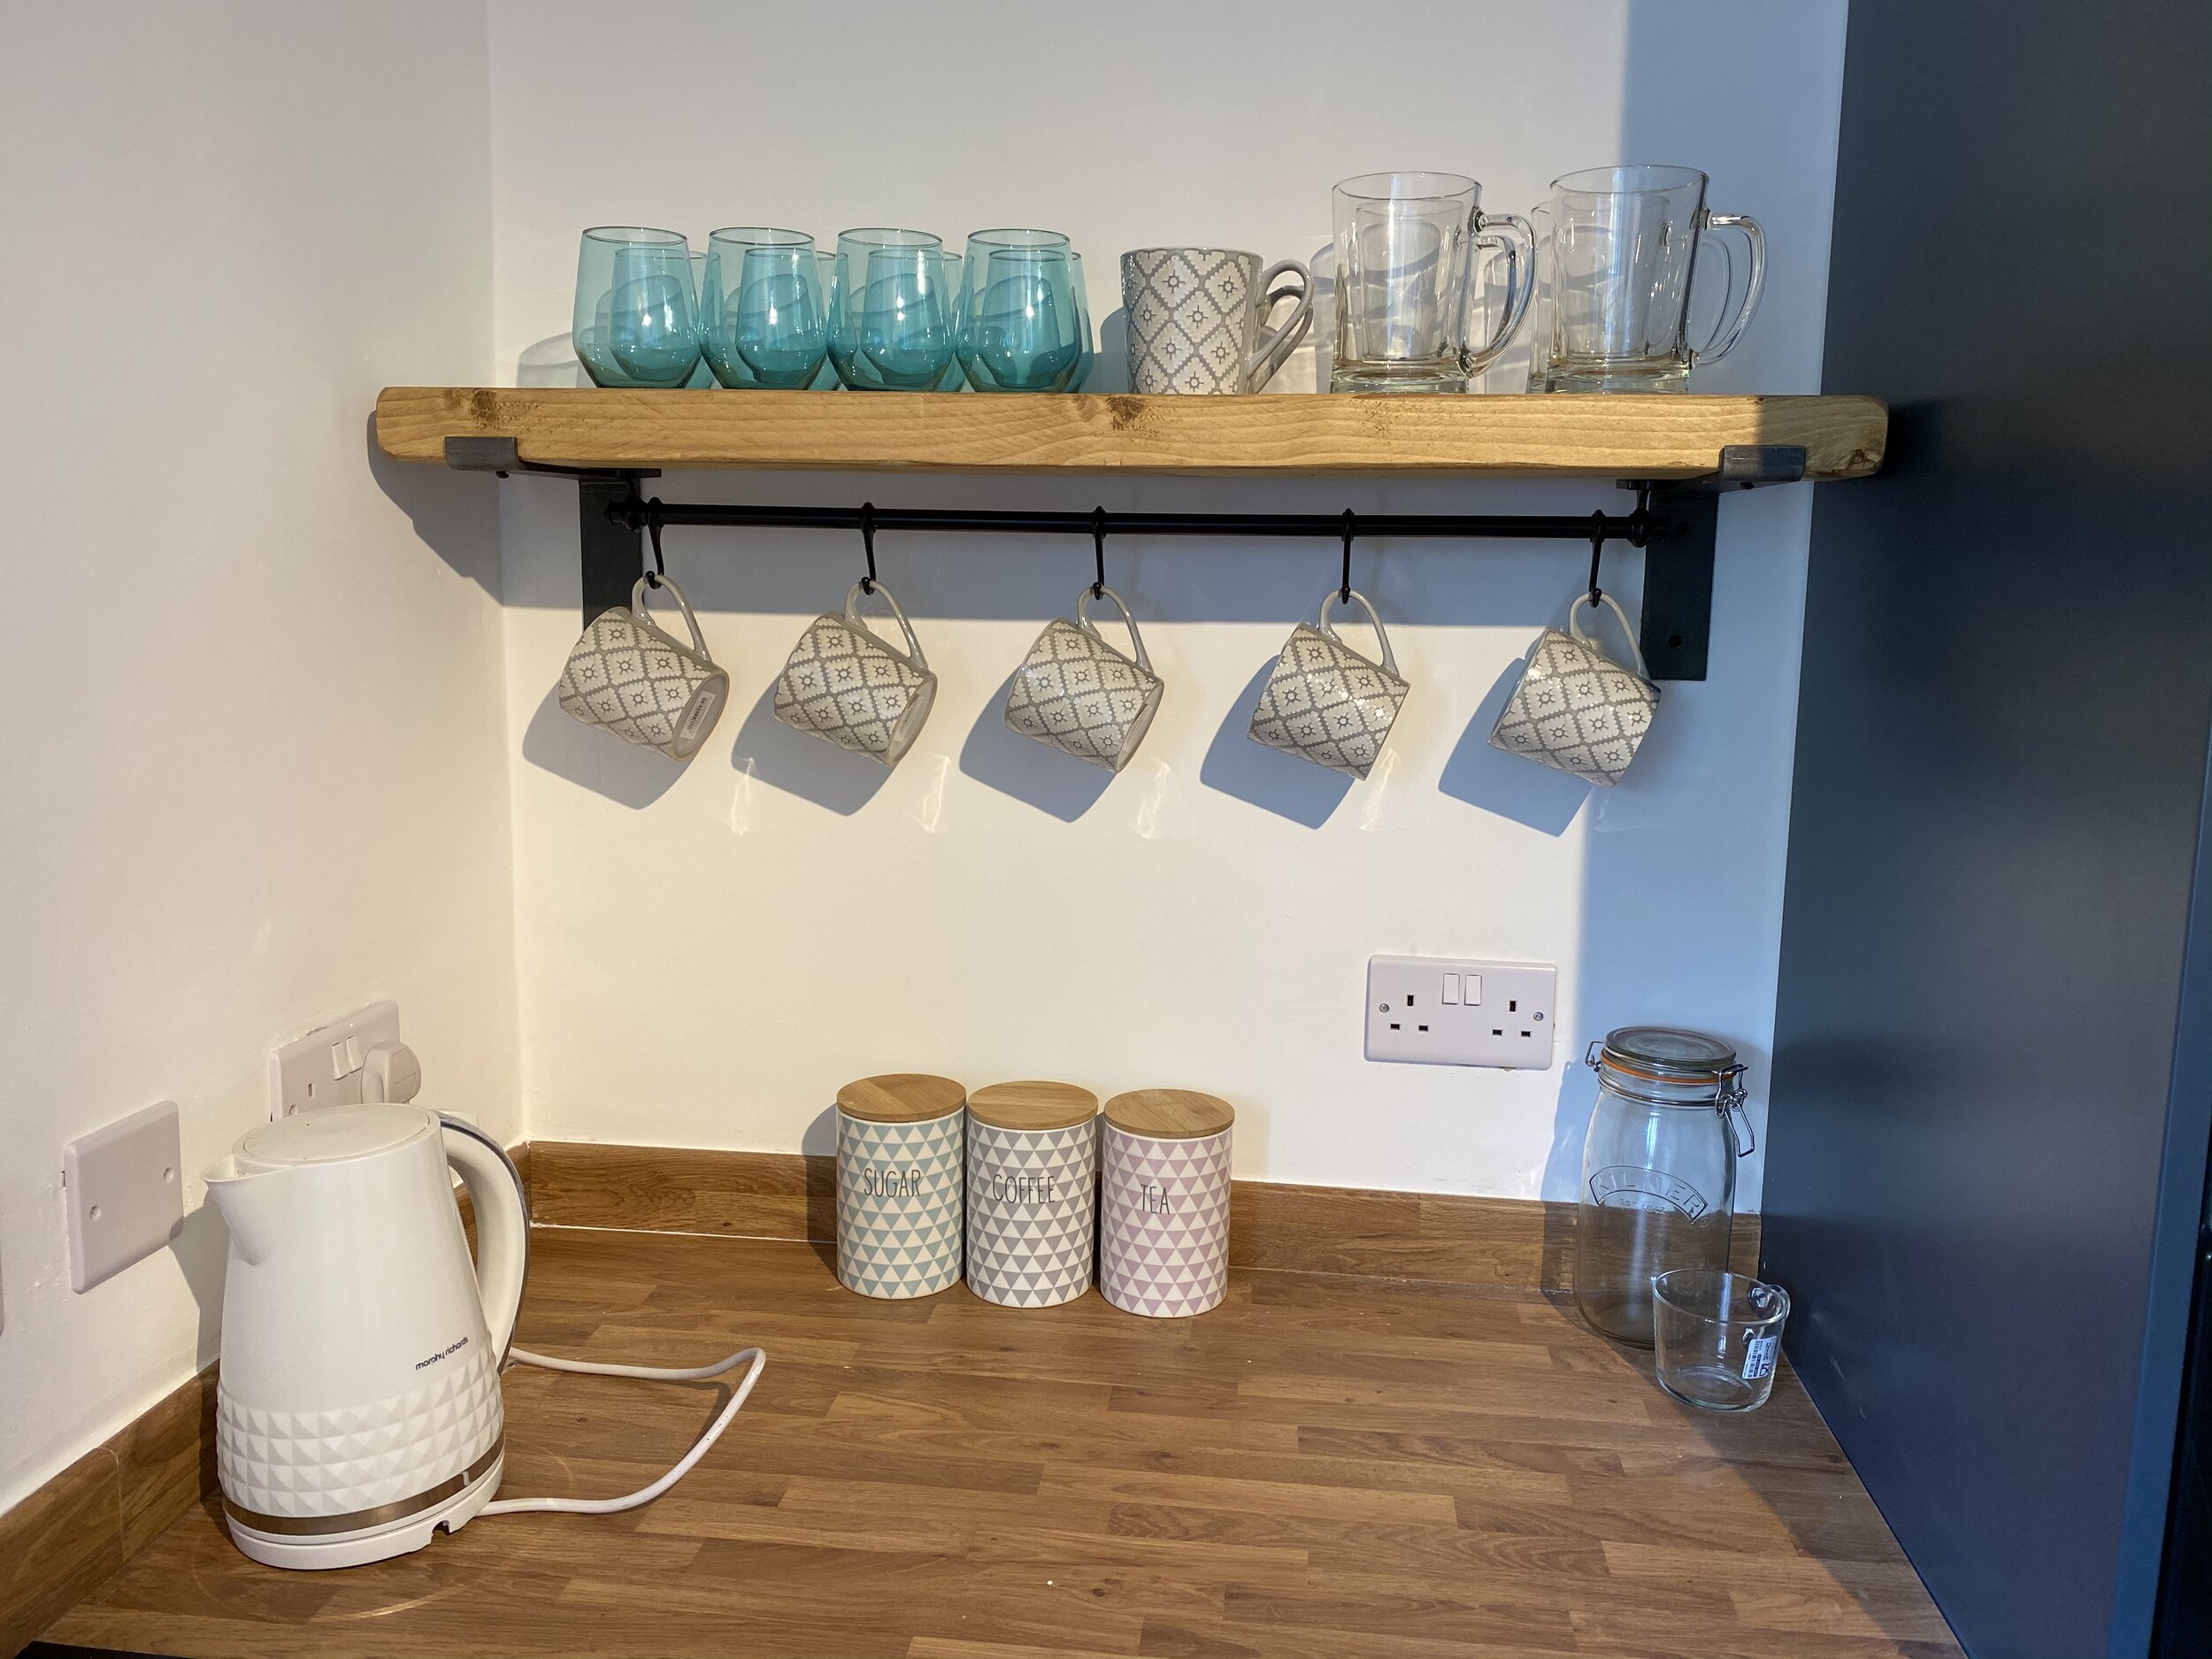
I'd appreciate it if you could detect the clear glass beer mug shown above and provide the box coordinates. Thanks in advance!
[1573,1027,1755,1346]
[1543,165,1764,392]
[1330,171,1533,392]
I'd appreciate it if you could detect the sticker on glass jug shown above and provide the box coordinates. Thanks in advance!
[1742,1333,1779,1381]
[1587,1164,1710,1219]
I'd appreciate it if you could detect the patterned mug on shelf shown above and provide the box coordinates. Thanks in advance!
[1003,584,1165,772]
[1121,247,1311,394]
[1247,588,1409,780]
[556,574,729,761]
[1487,590,1660,786]
[773,580,938,766]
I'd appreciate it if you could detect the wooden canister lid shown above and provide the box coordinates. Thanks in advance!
[1103,1088,1234,1139]
[969,1080,1099,1132]
[836,1073,966,1124]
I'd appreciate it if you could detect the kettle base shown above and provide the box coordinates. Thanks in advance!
[226,1451,503,1571]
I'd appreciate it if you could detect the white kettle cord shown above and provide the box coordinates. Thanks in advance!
[433,1114,766,1520]
[478,1344,767,1517]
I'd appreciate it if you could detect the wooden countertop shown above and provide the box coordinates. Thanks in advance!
[44,1227,1958,1659]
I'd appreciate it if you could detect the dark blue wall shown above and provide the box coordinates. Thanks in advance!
[1766,4,2212,1656]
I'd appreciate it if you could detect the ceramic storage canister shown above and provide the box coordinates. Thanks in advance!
[834,1072,967,1299]
[964,1081,1101,1308]
[1099,1089,1234,1317]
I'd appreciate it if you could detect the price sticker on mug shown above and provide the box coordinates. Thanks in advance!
[1741,1333,1779,1381]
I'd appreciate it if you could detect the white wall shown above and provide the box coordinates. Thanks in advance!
[488,1,1849,1202]
[0,3,514,1509]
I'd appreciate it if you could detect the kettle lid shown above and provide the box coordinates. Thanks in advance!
[237,1102,432,1169]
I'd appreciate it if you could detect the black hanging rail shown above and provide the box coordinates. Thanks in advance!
[444,434,1811,681]
[617,500,1655,544]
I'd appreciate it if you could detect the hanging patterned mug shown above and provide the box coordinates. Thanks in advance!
[1487,590,1660,785]
[773,580,938,765]
[1246,588,1409,780]
[1003,584,1164,772]
[556,574,729,761]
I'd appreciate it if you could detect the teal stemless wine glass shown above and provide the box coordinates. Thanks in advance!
[702,227,827,389]
[572,227,700,388]
[686,250,715,386]
[829,229,956,391]
[1056,251,1095,391]
[961,247,1081,392]
[955,231,1070,391]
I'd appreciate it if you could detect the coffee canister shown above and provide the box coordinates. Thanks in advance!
[965,1081,1100,1308]
[834,1072,966,1299]
[1099,1089,1234,1318]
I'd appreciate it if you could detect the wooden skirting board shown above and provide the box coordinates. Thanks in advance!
[0,1367,214,1656]
[1,1138,1758,1653]
[519,1141,1762,1294]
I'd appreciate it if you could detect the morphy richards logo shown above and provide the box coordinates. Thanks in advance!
[415,1335,470,1371]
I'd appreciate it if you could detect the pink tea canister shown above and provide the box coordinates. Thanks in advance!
[1098,1090,1234,1318]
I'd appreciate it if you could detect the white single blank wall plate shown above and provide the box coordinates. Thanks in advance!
[65,1100,184,1293]
[1366,956,1558,1069]
[271,1000,401,1119]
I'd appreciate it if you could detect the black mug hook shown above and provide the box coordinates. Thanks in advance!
[1585,511,1608,611]
[1340,510,1356,603]
[858,501,878,594]
[1090,506,1108,598]
[644,498,666,588]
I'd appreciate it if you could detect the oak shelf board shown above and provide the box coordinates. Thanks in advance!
[373,386,1886,480]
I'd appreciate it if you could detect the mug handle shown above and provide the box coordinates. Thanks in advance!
[1317,588,1399,679]
[631,574,715,664]
[1460,211,1535,372]
[1245,260,1312,390]
[844,579,928,672]
[1076,583,1151,672]
[1568,590,1652,681]
[1690,211,1765,365]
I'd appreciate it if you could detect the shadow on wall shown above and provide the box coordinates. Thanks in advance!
[1198,660,1354,829]
[520,687,684,810]
[958,669,1115,823]
[173,1200,229,1370]
[726,679,891,818]
[1438,657,1590,838]
[364,417,502,598]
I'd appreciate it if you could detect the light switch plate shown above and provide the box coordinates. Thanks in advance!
[65,1100,183,1293]
[271,1000,400,1119]
[1366,956,1558,1069]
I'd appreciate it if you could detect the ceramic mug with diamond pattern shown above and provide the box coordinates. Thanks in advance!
[773,580,938,765]
[1121,247,1312,394]
[1003,584,1164,772]
[1486,591,1659,786]
[1246,588,1409,780]
[556,574,729,761]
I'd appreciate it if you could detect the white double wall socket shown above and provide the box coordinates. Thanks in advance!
[270,1000,403,1119]
[1365,956,1558,1069]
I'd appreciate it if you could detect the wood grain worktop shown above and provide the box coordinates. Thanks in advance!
[39,1225,1961,1659]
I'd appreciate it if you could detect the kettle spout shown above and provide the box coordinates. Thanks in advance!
[203,1155,294,1265]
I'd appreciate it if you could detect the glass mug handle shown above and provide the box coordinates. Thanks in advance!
[1460,211,1535,373]
[1691,211,1766,365]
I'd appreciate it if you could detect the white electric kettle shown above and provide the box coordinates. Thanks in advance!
[205,1102,526,1569]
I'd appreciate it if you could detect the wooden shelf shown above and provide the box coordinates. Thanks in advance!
[373,386,1886,480]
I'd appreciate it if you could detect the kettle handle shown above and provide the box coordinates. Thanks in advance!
[440,1115,528,1366]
